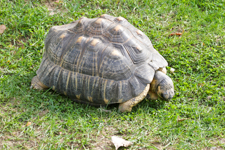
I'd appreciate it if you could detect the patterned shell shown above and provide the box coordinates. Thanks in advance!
[37,14,168,104]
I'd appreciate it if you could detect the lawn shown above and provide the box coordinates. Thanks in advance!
[0,0,225,149]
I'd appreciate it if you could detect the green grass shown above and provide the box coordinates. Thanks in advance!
[0,0,225,149]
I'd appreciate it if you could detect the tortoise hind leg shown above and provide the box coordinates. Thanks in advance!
[118,84,150,112]
[31,76,49,90]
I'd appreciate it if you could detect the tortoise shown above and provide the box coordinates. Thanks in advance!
[31,14,174,112]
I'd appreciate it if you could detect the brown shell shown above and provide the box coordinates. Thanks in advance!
[36,14,168,104]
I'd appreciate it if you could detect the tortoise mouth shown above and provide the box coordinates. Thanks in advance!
[159,92,174,101]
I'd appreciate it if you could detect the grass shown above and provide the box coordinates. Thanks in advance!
[0,0,225,149]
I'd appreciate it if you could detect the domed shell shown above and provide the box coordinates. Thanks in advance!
[36,15,168,105]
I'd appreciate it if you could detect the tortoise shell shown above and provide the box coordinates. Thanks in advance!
[36,14,168,105]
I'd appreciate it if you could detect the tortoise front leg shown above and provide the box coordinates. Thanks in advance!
[31,76,49,90]
[118,84,150,112]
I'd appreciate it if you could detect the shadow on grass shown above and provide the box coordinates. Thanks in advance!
[1,73,167,123]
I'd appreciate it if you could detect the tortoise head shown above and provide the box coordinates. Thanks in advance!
[151,71,174,101]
